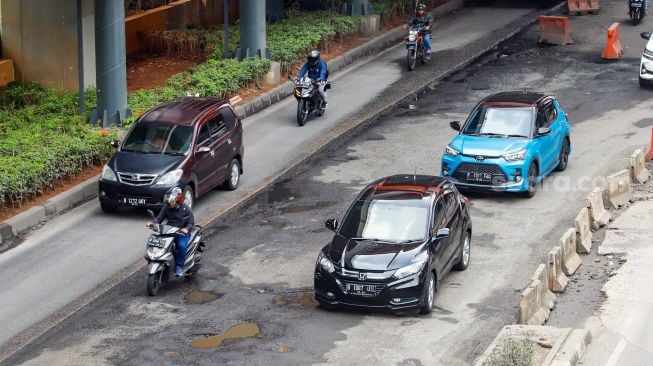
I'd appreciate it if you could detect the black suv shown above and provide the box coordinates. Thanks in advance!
[99,97,244,213]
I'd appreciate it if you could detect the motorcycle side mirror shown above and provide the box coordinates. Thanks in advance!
[641,32,652,40]
[450,121,461,132]
[325,218,339,232]
[146,209,156,219]
[537,127,552,136]
[110,140,120,148]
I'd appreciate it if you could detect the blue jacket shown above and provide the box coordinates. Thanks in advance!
[298,59,328,81]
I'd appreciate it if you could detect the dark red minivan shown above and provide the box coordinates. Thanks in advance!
[98,97,244,213]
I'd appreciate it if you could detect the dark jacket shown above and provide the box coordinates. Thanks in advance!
[406,13,433,33]
[298,59,328,81]
[155,203,194,232]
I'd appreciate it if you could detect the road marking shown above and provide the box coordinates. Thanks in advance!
[605,338,628,366]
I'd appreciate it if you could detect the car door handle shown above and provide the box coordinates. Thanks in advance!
[210,150,215,157]
[227,138,232,145]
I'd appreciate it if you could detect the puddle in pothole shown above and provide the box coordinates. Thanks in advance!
[279,201,337,214]
[184,291,222,304]
[265,180,297,205]
[274,344,293,353]
[273,292,318,307]
[191,323,260,349]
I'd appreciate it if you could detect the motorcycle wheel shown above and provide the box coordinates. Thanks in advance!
[147,270,163,296]
[632,9,641,25]
[407,50,417,71]
[297,100,308,126]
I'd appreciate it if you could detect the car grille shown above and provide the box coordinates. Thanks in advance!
[452,163,507,185]
[117,172,158,186]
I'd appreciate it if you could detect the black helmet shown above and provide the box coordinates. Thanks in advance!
[308,50,320,66]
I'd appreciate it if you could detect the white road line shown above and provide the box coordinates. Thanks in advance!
[605,338,628,366]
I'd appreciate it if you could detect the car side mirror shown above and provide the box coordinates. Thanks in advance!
[196,146,211,154]
[449,121,461,132]
[537,127,552,136]
[642,32,652,40]
[435,228,450,240]
[325,218,339,232]
[110,140,120,148]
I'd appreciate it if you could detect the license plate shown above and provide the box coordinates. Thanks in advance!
[633,3,642,6]
[346,283,376,296]
[123,197,147,206]
[467,172,492,182]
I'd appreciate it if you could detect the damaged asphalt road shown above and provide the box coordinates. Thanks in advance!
[8,2,653,365]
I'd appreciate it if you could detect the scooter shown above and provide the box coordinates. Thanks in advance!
[630,0,646,25]
[406,26,428,71]
[144,209,205,296]
[292,75,331,126]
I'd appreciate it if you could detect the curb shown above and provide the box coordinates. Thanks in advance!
[0,4,560,363]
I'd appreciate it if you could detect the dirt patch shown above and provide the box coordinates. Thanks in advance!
[128,55,201,92]
[0,164,102,223]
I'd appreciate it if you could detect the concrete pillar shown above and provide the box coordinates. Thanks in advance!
[91,0,131,127]
[236,0,271,60]
[342,0,371,16]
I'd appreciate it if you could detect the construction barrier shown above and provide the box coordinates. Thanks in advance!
[560,228,582,275]
[567,0,600,15]
[518,264,556,325]
[538,16,574,45]
[586,187,611,230]
[575,207,593,254]
[601,23,624,60]
[547,246,569,293]
[630,148,651,184]
[605,169,632,209]
[646,127,653,161]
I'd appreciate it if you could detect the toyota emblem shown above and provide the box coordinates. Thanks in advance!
[475,155,485,161]
[358,272,367,281]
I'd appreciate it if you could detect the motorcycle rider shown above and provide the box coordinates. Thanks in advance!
[297,50,328,111]
[146,187,194,277]
[404,3,433,59]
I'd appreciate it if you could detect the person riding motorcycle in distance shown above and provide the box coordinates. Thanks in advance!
[146,187,194,277]
[404,3,433,59]
[297,50,328,111]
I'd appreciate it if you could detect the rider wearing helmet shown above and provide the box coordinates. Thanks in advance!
[297,49,329,110]
[404,3,433,59]
[147,187,195,277]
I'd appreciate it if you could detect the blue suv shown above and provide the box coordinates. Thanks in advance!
[441,92,571,197]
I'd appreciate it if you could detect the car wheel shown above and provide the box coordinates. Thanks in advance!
[419,271,435,314]
[183,185,194,208]
[555,139,570,172]
[100,201,118,214]
[454,232,471,271]
[522,163,538,198]
[224,159,241,191]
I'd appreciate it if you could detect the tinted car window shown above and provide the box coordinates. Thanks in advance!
[340,198,430,242]
[122,122,193,156]
[432,199,447,230]
[221,107,237,130]
[207,115,228,140]
[197,124,211,147]
[463,106,533,138]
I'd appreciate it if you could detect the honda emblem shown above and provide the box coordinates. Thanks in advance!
[358,272,367,281]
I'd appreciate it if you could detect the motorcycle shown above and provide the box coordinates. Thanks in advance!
[406,26,427,71]
[630,0,646,25]
[144,209,205,296]
[292,75,331,126]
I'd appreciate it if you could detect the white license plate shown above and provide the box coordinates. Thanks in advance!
[633,3,643,7]
[346,283,376,295]
[123,197,147,206]
[467,172,492,182]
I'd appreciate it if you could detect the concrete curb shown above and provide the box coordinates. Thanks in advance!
[0,176,99,245]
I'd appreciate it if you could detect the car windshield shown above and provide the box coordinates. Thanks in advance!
[122,122,194,156]
[462,106,533,138]
[339,198,429,243]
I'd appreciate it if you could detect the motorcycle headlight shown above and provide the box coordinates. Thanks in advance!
[408,34,416,42]
[503,149,526,161]
[392,260,426,280]
[101,165,117,182]
[155,169,183,185]
[317,252,335,273]
[445,145,460,157]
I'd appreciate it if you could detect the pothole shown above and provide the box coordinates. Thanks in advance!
[273,292,318,307]
[191,323,260,349]
[279,201,337,214]
[184,291,222,304]
[274,344,293,353]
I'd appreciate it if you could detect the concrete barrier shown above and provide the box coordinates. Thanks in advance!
[604,169,632,209]
[538,15,574,45]
[575,207,592,254]
[586,187,610,230]
[560,228,582,275]
[629,148,651,184]
[548,246,569,293]
[518,264,557,325]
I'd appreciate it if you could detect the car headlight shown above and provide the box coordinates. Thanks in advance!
[392,260,426,280]
[645,48,653,58]
[101,165,117,182]
[503,149,526,161]
[155,169,183,185]
[445,145,460,157]
[317,252,335,273]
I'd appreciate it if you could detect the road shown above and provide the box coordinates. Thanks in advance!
[6,2,653,365]
[0,4,539,358]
